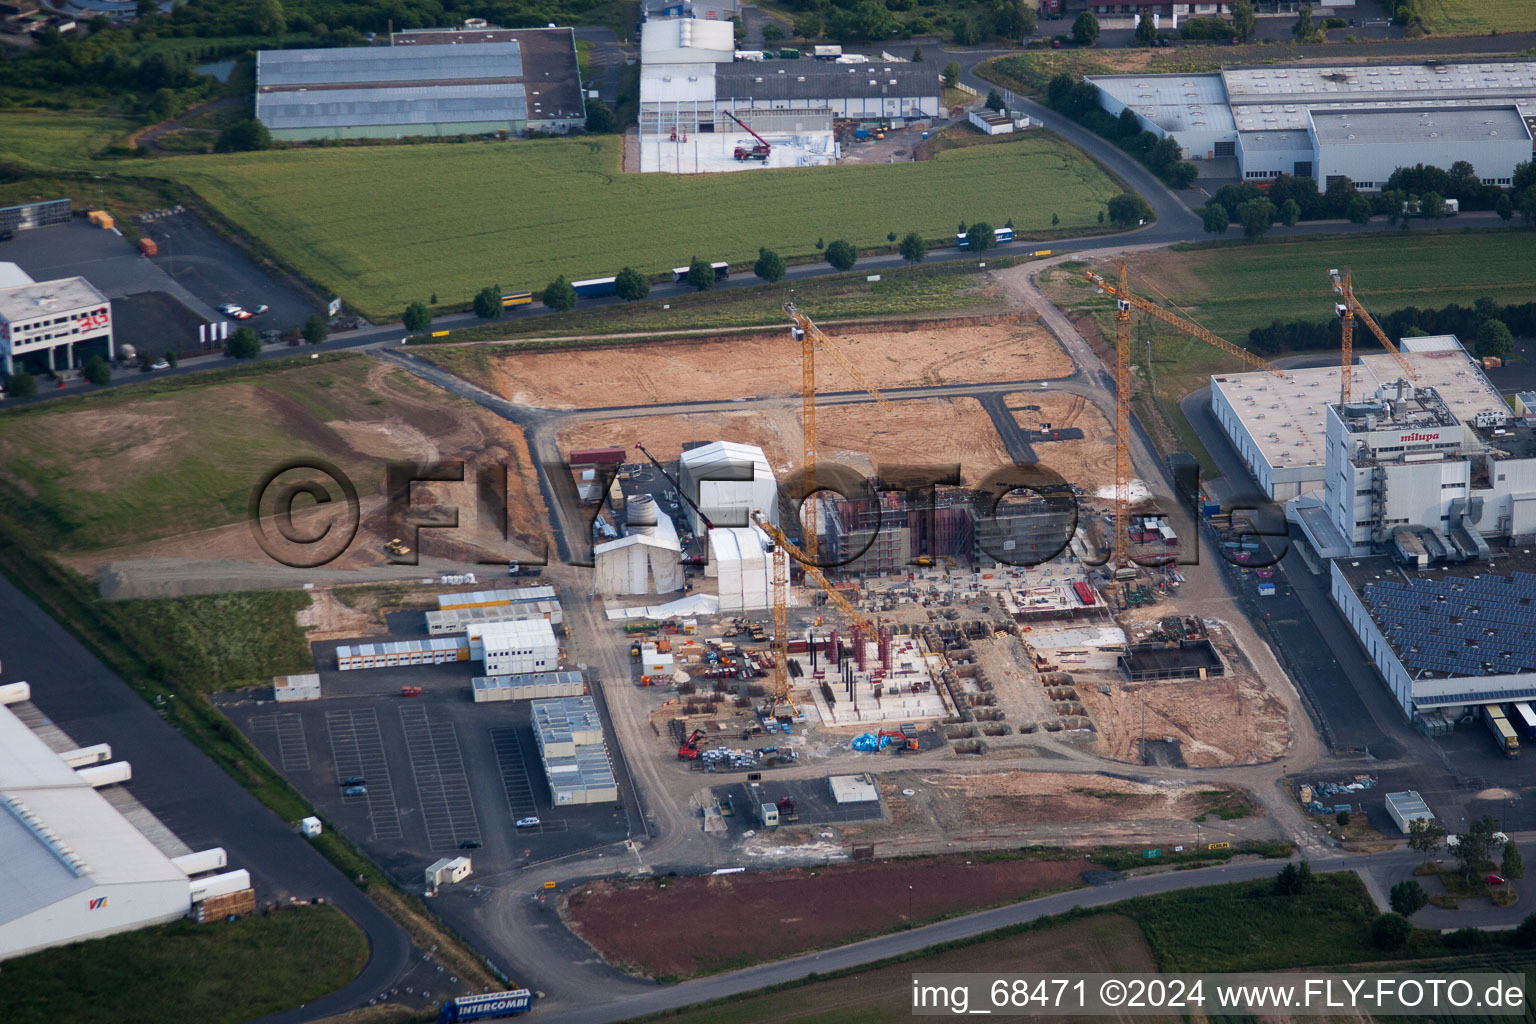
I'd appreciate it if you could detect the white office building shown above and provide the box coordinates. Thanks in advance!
[468,618,559,675]
[0,274,114,376]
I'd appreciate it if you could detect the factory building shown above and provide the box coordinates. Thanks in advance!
[676,441,778,533]
[1211,336,1508,501]
[1089,61,1536,187]
[706,525,775,611]
[1331,554,1536,722]
[255,28,583,141]
[0,270,113,376]
[0,686,217,961]
[643,0,738,19]
[530,696,619,805]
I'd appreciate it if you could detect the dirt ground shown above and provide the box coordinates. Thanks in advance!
[484,316,1070,411]
[1007,390,1118,490]
[1073,623,1292,768]
[296,589,384,642]
[558,396,1011,481]
[920,770,1250,828]
[46,362,550,577]
[563,853,1093,978]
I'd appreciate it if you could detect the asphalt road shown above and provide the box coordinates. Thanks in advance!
[0,573,417,1022]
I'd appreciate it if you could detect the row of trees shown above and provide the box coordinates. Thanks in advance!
[1246,294,1533,361]
[783,0,1036,45]
[1044,73,1198,190]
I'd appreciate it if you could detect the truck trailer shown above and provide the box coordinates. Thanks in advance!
[438,990,532,1022]
[1484,704,1520,758]
[571,277,618,298]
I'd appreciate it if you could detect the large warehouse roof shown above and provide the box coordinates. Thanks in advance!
[0,276,108,323]
[257,42,524,88]
[1085,73,1235,134]
[0,704,187,937]
[258,83,528,130]
[717,62,940,101]
[1308,104,1529,146]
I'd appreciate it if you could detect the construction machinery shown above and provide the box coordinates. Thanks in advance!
[384,538,411,556]
[677,729,706,760]
[1329,267,1419,407]
[782,303,895,561]
[875,729,919,752]
[1086,265,1285,570]
[775,796,799,822]
[725,110,771,161]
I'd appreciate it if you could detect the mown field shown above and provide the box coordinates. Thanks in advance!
[0,905,367,1024]
[1411,0,1536,33]
[0,112,1121,319]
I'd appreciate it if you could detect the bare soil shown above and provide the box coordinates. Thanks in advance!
[922,770,1244,828]
[557,396,1010,480]
[485,315,1071,410]
[564,854,1092,978]
[297,589,385,642]
[1007,390,1117,489]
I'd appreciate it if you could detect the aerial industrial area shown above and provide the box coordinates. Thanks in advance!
[3,0,1536,1020]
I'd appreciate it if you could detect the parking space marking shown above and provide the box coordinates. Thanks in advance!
[490,727,566,834]
[400,706,481,849]
[324,709,403,841]
[250,712,312,773]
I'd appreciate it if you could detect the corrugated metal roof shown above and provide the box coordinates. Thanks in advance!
[257,42,522,88]
[257,83,527,129]
[716,61,939,101]
[1309,104,1529,145]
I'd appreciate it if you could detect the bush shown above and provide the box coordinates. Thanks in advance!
[1503,841,1524,880]
[1106,193,1151,228]
[302,314,329,345]
[225,326,261,360]
[4,370,37,398]
[1072,11,1099,45]
[402,302,432,332]
[967,221,995,252]
[824,239,858,271]
[472,286,503,320]
[614,266,651,302]
[1202,203,1229,235]
[1389,879,1427,916]
[899,232,926,263]
[1179,16,1232,38]
[215,119,271,153]
[686,256,715,292]
[753,248,786,283]
[541,276,577,311]
[81,355,110,386]
[585,100,618,134]
[1371,913,1412,950]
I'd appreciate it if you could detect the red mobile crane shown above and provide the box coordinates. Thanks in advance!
[724,110,771,162]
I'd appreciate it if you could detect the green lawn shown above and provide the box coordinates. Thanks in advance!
[0,905,367,1024]
[116,590,313,693]
[1412,0,1536,34]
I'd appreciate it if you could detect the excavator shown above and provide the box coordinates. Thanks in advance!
[677,729,707,760]
[875,729,919,753]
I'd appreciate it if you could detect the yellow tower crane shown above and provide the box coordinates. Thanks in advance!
[1085,264,1286,569]
[783,303,894,562]
[1329,267,1420,408]
[749,509,874,716]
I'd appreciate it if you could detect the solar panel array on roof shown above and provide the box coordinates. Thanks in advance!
[1362,571,1536,677]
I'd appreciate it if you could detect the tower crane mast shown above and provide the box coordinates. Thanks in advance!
[1329,267,1419,408]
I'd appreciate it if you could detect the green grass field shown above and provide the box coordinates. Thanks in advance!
[1412,0,1536,34]
[0,905,367,1024]
[146,132,1118,318]
[116,590,313,692]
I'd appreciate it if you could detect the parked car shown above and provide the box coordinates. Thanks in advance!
[219,303,253,320]
[151,359,170,370]
[252,303,269,315]
[515,816,541,828]
[1487,873,1507,885]
[342,775,365,786]
[460,839,483,849]
[344,785,368,796]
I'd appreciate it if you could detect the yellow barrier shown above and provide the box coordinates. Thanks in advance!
[431,330,450,337]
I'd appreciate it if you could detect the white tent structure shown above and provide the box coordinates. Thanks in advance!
[707,525,774,612]
[677,441,777,534]
[593,493,684,595]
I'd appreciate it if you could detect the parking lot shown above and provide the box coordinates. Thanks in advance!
[220,663,635,887]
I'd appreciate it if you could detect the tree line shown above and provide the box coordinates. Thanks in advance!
[1044,74,1198,190]
[1246,295,1532,360]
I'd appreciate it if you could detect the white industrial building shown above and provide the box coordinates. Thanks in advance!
[706,525,775,612]
[0,271,114,376]
[426,599,562,636]
[594,493,684,596]
[530,696,618,806]
[0,685,236,961]
[436,585,556,611]
[272,673,321,702]
[1211,336,1509,501]
[471,669,585,703]
[677,441,778,533]
[469,619,559,676]
[1089,61,1536,187]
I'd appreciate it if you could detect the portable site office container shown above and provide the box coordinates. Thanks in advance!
[471,670,586,703]
[426,600,563,635]
[335,637,470,670]
[436,586,557,611]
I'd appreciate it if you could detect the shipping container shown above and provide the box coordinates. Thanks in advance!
[568,446,626,466]
[1072,581,1095,605]
[136,237,158,256]
[571,276,617,298]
